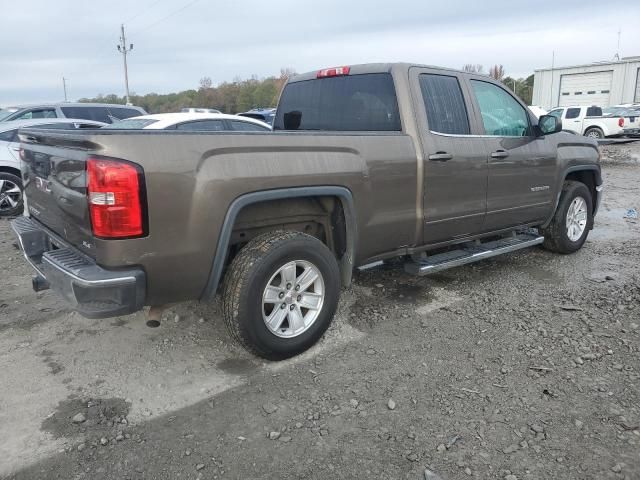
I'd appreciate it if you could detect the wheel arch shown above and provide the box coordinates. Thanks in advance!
[543,165,601,228]
[200,186,357,300]
[0,165,22,177]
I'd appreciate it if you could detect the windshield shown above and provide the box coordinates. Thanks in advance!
[0,109,18,121]
[103,118,159,129]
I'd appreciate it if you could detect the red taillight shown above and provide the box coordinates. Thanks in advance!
[618,117,624,128]
[317,66,350,78]
[87,157,144,238]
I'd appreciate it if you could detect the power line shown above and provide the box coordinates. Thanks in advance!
[124,0,168,26]
[132,0,202,35]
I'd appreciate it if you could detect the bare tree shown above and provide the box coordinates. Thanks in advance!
[489,64,505,81]
[199,76,212,90]
[462,64,484,73]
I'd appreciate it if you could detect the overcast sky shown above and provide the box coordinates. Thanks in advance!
[1,0,638,105]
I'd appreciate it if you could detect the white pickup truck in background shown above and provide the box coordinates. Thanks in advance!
[548,105,625,139]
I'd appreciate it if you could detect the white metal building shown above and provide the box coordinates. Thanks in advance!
[532,56,640,109]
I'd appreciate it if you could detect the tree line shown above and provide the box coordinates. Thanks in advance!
[79,68,295,114]
[462,64,534,105]
[79,65,534,113]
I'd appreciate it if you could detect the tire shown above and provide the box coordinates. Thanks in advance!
[584,127,604,139]
[221,230,341,360]
[0,172,24,217]
[541,180,593,254]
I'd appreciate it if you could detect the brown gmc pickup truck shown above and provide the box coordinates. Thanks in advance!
[12,63,602,359]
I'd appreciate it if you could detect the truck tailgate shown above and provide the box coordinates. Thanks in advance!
[20,130,96,252]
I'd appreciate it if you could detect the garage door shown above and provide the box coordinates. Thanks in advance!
[559,71,613,107]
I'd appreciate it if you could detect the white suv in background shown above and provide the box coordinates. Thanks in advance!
[0,103,146,124]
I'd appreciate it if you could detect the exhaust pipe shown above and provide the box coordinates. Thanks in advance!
[32,275,50,292]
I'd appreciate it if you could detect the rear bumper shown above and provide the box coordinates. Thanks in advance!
[623,127,640,136]
[10,216,145,319]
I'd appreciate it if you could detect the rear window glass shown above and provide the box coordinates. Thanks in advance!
[419,74,470,135]
[175,120,226,131]
[274,73,401,131]
[104,118,159,129]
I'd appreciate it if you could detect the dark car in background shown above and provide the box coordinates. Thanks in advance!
[0,103,146,124]
[237,107,276,125]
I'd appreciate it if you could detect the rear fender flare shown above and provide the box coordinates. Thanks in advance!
[200,186,357,299]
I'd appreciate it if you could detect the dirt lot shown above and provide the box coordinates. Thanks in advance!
[1,143,639,480]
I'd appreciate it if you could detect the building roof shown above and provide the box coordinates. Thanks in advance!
[535,56,640,73]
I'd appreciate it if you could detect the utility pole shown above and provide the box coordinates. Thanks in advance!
[615,28,621,61]
[62,77,68,102]
[117,24,133,105]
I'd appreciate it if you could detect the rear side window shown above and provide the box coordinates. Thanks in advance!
[61,106,143,124]
[274,73,401,131]
[566,108,581,119]
[419,74,470,135]
[62,106,108,122]
[175,120,225,131]
[230,120,269,131]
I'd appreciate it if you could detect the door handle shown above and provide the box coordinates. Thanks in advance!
[428,152,453,161]
[490,150,510,159]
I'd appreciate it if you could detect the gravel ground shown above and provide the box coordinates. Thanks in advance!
[1,143,639,480]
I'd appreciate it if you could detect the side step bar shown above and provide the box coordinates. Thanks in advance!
[404,231,544,276]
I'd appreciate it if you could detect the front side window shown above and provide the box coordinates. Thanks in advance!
[419,74,470,135]
[566,108,581,119]
[274,73,401,131]
[470,80,529,136]
[175,120,225,131]
[14,108,57,120]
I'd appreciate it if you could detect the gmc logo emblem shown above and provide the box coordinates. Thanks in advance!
[35,177,52,193]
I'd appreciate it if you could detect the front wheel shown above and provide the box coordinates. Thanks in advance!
[541,180,593,254]
[221,230,341,360]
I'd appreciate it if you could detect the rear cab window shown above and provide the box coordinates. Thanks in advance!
[566,108,581,119]
[419,74,470,135]
[274,73,401,131]
[61,106,143,124]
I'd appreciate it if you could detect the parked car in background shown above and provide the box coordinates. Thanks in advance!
[0,103,146,124]
[104,112,271,131]
[547,105,624,138]
[0,118,106,216]
[180,107,222,114]
[603,105,640,136]
[237,108,277,125]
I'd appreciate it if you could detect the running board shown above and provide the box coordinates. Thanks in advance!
[404,232,544,276]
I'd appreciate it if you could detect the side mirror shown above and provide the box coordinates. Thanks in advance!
[537,115,562,135]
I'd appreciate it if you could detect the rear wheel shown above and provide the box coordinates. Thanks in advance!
[0,172,24,217]
[221,230,340,360]
[542,180,593,253]
[584,127,604,139]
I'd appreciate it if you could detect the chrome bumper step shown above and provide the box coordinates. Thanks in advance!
[404,231,544,276]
